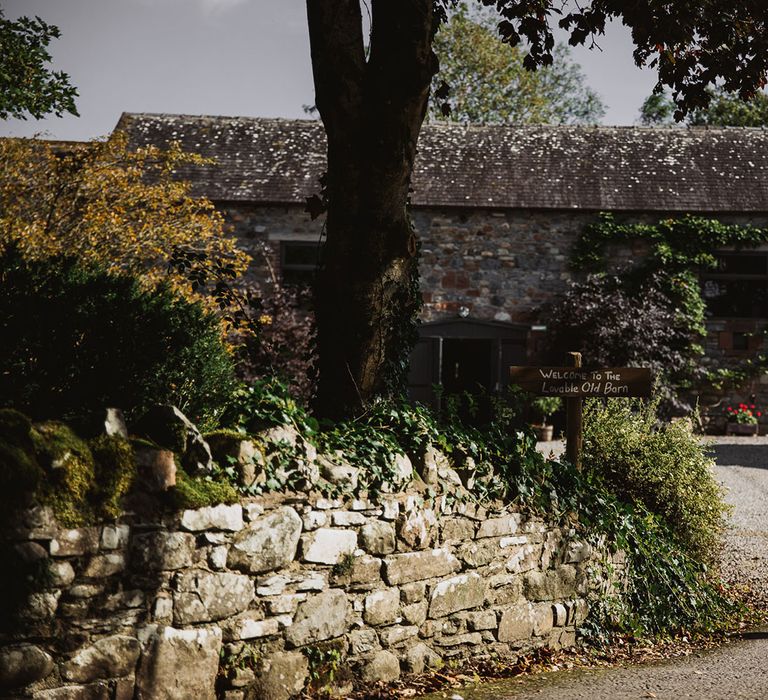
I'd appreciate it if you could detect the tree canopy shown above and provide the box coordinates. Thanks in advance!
[640,88,768,127]
[430,4,604,125]
[305,0,768,419]
[0,8,78,120]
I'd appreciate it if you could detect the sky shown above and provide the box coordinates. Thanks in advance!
[0,0,660,141]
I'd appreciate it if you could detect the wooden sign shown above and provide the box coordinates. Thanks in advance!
[511,355,653,471]
[509,366,652,398]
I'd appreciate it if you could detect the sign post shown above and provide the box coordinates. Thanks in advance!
[565,352,583,470]
[509,357,652,470]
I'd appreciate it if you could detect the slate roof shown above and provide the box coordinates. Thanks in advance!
[117,112,768,212]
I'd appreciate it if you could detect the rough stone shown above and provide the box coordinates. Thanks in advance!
[103,408,129,438]
[138,405,214,475]
[300,528,357,565]
[383,548,461,585]
[364,588,400,626]
[378,625,418,648]
[349,628,380,655]
[476,514,523,539]
[173,571,254,624]
[256,574,291,596]
[381,498,400,521]
[301,510,327,531]
[402,643,442,674]
[49,561,76,587]
[284,590,348,647]
[131,532,195,571]
[180,504,243,532]
[50,528,100,557]
[466,610,498,631]
[441,517,476,543]
[61,635,141,682]
[458,538,504,567]
[402,600,429,626]
[100,524,130,550]
[32,683,110,699]
[564,540,592,564]
[505,543,541,574]
[221,613,280,641]
[359,520,396,555]
[133,447,177,491]
[228,506,302,574]
[523,566,578,601]
[397,507,438,549]
[400,581,427,604]
[497,603,534,643]
[318,454,359,491]
[0,644,54,689]
[267,593,306,615]
[209,546,228,570]
[531,602,554,636]
[251,651,309,700]
[385,453,413,489]
[82,553,125,578]
[23,591,60,621]
[359,650,400,683]
[135,625,222,700]
[428,573,487,618]
[206,436,262,488]
[331,511,366,527]
[345,554,383,584]
[433,632,483,647]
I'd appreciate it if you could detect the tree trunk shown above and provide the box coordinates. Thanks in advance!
[306,0,438,419]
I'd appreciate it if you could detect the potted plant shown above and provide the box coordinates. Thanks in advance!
[725,402,762,435]
[531,396,562,441]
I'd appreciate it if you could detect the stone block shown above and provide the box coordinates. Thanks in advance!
[433,632,483,647]
[476,514,523,539]
[284,589,348,647]
[50,528,100,557]
[49,561,76,587]
[221,613,280,641]
[363,588,400,626]
[346,554,383,584]
[82,553,125,578]
[457,538,504,567]
[301,510,327,530]
[251,651,309,700]
[173,571,254,624]
[359,520,396,555]
[381,498,400,521]
[531,602,554,636]
[255,574,291,596]
[359,650,400,683]
[400,581,426,604]
[397,507,438,550]
[61,635,141,683]
[131,531,196,571]
[505,543,541,574]
[100,524,130,550]
[267,593,307,615]
[227,506,302,574]
[0,644,54,689]
[300,528,357,565]
[402,643,442,674]
[564,540,592,564]
[428,573,486,618]
[180,504,243,532]
[383,548,461,585]
[523,566,577,601]
[349,628,380,655]
[487,573,523,606]
[378,625,418,648]
[32,683,110,699]
[135,626,222,700]
[497,603,533,643]
[402,600,429,626]
[330,511,366,527]
[318,454,359,491]
[466,610,498,631]
[440,517,476,543]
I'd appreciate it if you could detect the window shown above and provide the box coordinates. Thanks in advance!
[701,252,768,318]
[280,241,321,285]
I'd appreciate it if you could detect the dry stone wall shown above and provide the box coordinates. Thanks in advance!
[0,489,616,700]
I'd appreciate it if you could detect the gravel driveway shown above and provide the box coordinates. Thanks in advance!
[440,436,768,700]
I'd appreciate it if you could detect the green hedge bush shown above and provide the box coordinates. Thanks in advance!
[0,248,234,428]
[582,397,728,564]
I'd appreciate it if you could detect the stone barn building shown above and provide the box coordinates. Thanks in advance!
[118,113,768,413]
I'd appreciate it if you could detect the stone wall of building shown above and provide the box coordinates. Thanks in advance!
[1,489,614,699]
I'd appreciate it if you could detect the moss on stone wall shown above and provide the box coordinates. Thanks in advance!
[169,469,239,510]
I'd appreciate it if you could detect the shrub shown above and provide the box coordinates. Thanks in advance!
[0,249,235,428]
[582,397,728,563]
[0,408,43,503]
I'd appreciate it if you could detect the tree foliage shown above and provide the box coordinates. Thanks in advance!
[0,132,249,299]
[640,87,768,127]
[0,249,235,428]
[430,4,603,124]
[0,8,78,120]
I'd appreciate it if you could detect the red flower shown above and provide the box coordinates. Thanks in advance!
[750,404,756,409]
[759,412,763,417]
[727,407,734,412]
